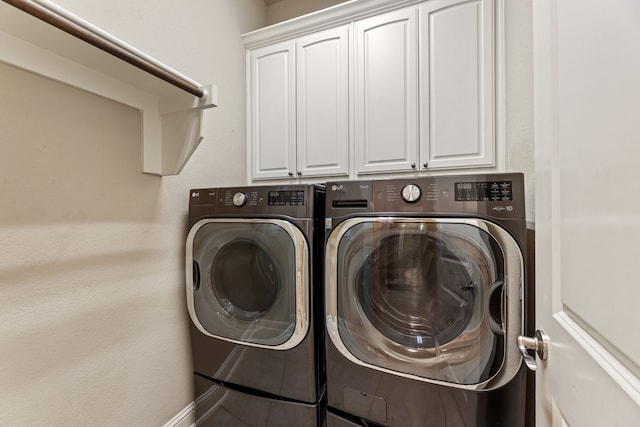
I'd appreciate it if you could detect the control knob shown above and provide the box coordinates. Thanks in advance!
[401,184,421,203]
[232,192,247,207]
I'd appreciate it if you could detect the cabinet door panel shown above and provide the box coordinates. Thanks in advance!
[297,27,349,177]
[250,42,296,180]
[420,0,494,169]
[355,8,419,174]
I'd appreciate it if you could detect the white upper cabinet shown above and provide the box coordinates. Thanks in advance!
[356,0,495,175]
[354,7,419,174]
[244,0,502,182]
[249,41,297,180]
[248,28,349,181]
[419,0,495,170]
[296,27,349,178]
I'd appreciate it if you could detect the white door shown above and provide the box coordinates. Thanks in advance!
[533,0,640,425]
[296,26,349,178]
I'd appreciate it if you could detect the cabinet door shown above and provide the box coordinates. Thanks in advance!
[419,0,495,170]
[296,27,349,178]
[249,41,296,180]
[354,7,419,174]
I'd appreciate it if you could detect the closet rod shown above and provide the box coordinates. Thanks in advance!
[3,0,206,98]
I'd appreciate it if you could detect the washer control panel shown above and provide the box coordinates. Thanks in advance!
[338,173,526,218]
[454,181,513,202]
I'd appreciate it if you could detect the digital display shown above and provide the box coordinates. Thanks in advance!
[268,190,305,206]
[455,181,513,202]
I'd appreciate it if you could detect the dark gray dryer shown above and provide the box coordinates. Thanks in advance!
[323,174,529,427]
[186,185,325,426]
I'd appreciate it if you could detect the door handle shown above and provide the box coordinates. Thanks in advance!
[192,260,201,291]
[517,330,549,371]
[488,280,505,335]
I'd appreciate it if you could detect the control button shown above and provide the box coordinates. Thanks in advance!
[401,184,421,203]
[232,192,247,207]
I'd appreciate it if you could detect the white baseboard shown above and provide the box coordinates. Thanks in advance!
[163,402,195,427]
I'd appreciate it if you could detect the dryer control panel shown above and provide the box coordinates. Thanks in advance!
[267,190,305,206]
[187,184,324,226]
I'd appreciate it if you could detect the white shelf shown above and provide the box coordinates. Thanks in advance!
[0,0,218,176]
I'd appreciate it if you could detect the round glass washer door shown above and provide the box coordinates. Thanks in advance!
[325,218,524,389]
[186,219,309,350]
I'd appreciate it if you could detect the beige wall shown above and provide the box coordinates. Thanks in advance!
[267,0,347,24]
[0,0,266,425]
[503,0,535,223]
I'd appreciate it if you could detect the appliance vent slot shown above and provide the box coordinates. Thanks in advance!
[332,200,368,208]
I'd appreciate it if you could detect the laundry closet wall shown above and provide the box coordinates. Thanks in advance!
[0,0,266,425]
[0,0,534,424]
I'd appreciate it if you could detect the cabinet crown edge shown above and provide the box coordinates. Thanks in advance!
[243,0,433,48]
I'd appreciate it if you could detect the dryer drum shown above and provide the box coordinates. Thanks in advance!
[211,238,281,321]
[189,221,299,347]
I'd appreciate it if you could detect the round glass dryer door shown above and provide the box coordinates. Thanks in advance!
[326,218,523,388]
[186,219,309,350]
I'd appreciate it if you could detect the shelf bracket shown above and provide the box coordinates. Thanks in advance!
[0,0,218,175]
